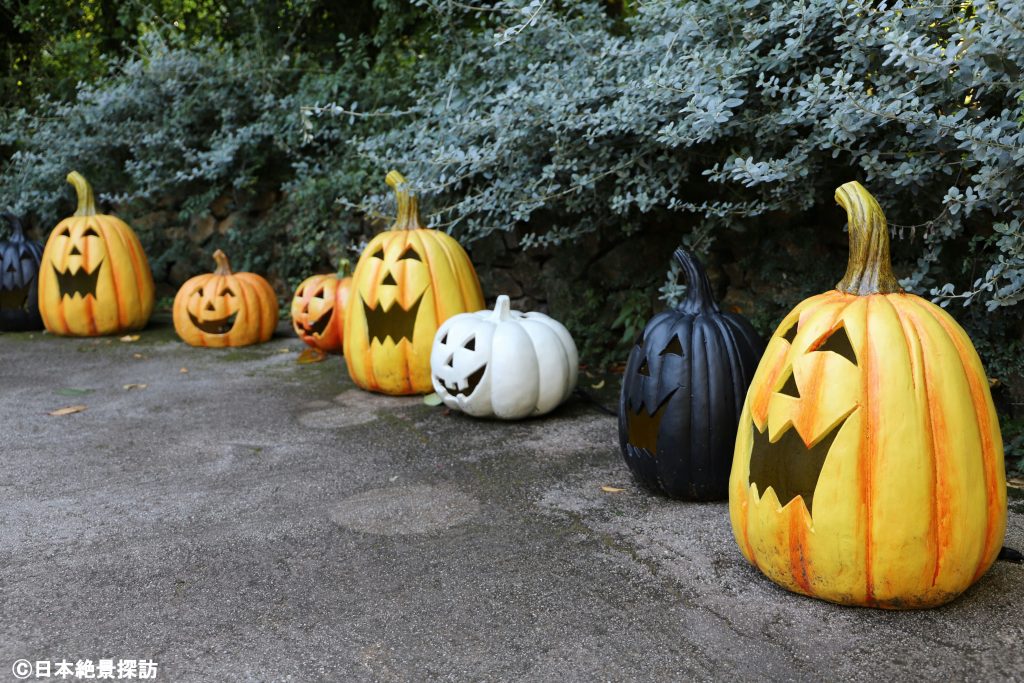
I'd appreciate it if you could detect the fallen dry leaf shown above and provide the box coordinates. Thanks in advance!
[123,383,148,390]
[590,380,606,390]
[179,367,189,374]
[49,405,87,416]
[120,334,140,343]
[1008,477,1024,490]
[601,485,625,493]
[297,348,327,364]
[132,353,145,360]
[988,377,1001,388]
[277,347,292,354]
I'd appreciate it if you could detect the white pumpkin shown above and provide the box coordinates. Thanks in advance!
[430,295,578,419]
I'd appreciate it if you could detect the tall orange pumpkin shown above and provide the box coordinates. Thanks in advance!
[173,250,278,347]
[38,171,155,336]
[729,182,1006,609]
[343,171,484,394]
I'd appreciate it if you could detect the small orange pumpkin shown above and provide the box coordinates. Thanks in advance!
[290,260,353,353]
[173,249,278,347]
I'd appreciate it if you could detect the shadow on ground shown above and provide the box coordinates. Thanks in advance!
[1,317,1021,681]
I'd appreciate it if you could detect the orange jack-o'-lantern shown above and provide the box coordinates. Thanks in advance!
[343,171,484,394]
[729,182,1006,609]
[173,250,278,347]
[38,171,155,336]
[291,260,352,354]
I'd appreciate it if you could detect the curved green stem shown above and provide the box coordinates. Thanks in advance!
[385,170,423,231]
[834,182,902,295]
[66,171,97,217]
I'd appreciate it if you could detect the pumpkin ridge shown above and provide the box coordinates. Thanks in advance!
[788,499,813,595]
[98,220,129,330]
[860,296,878,605]
[889,296,944,590]
[901,295,1005,585]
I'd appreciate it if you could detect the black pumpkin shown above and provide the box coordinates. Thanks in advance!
[618,248,765,500]
[0,212,44,331]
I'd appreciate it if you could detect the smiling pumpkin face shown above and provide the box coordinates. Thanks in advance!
[343,171,484,395]
[291,267,352,353]
[729,182,1006,609]
[38,172,154,336]
[172,250,278,347]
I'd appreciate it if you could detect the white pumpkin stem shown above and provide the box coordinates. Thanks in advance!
[386,170,424,231]
[67,171,98,217]
[491,295,513,321]
[212,249,233,276]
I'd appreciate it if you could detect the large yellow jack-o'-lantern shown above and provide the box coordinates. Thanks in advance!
[729,182,1006,609]
[343,171,484,394]
[38,171,155,336]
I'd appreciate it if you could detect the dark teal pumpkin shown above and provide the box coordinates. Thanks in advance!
[618,248,764,500]
[0,212,43,331]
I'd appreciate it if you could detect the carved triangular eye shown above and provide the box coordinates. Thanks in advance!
[313,286,325,298]
[660,336,683,357]
[780,318,799,344]
[638,358,650,377]
[58,227,71,237]
[779,371,801,398]
[398,246,421,261]
[464,335,475,351]
[813,325,857,365]
[82,227,100,238]
[371,247,385,260]
[220,287,235,297]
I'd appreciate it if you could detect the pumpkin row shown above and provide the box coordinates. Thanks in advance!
[0,171,1007,611]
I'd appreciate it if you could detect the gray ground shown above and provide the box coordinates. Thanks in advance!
[1,317,1022,682]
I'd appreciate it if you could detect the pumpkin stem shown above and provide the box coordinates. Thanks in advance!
[385,170,423,231]
[337,258,351,278]
[66,171,98,217]
[835,182,903,296]
[2,212,25,241]
[674,248,719,314]
[491,294,513,321]
[212,249,233,276]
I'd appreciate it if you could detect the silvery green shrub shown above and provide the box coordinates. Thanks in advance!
[2,0,1023,318]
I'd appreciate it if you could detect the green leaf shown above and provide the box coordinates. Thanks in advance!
[423,392,444,407]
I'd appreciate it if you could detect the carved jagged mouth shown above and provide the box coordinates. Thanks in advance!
[438,364,486,399]
[189,311,238,335]
[625,389,678,455]
[304,308,333,337]
[0,286,29,310]
[363,292,424,344]
[748,413,852,515]
[54,262,101,299]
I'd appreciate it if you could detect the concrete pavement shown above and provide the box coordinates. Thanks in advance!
[1,317,1022,681]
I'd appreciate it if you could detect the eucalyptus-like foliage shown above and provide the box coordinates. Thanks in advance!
[342,0,1024,313]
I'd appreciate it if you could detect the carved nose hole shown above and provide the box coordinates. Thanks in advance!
[382,272,397,286]
[5,264,14,273]
[206,302,216,311]
[445,354,454,367]
[70,246,82,256]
